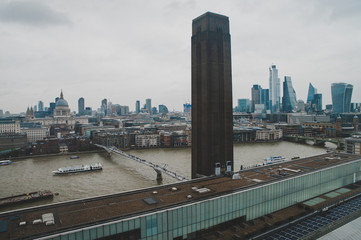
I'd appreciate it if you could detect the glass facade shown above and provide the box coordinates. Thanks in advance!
[282,76,297,113]
[41,159,361,240]
[261,89,270,111]
[251,85,262,112]
[269,65,280,113]
[312,93,322,112]
[331,83,353,113]
[237,99,250,113]
[307,83,317,104]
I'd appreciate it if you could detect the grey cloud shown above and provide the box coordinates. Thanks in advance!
[0,0,71,26]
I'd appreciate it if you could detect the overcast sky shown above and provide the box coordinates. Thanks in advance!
[0,0,360,114]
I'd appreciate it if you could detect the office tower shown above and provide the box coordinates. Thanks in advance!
[326,104,333,112]
[331,83,353,113]
[238,99,250,112]
[307,83,317,104]
[135,100,140,114]
[49,102,55,114]
[38,101,44,112]
[269,65,280,112]
[85,107,92,116]
[107,101,114,116]
[191,12,233,178]
[122,106,129,115]
[101,99,107,116]
[261,89,270,111]
[146,99,152,114]
[282,76,297,112]
[78,97,85,115]
[34,105,37,112]
[312,93,322,112]
[159,105,168,114]
[183,103,191,113]
[351,103,361,113]
[251,85,262,112]
[0,110,3,117]
[296,100,305,112]
[151,107,157,115]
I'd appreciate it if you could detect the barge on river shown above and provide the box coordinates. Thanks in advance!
[0,190,53,208]
[0,160,12,166]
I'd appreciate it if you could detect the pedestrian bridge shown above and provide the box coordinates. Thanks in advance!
[283,135,344,148]
[94,144,188,182]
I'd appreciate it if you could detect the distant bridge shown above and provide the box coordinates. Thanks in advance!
[283,136,345,149]
[94,144,188,182]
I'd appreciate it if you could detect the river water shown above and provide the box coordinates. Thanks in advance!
[0,141,329,211]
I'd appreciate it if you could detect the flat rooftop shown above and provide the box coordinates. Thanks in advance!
[0,152,360,240]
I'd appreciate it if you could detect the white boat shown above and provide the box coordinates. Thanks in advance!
[264,156,288,165]
[52,163,102,175]
[0,160,13,166]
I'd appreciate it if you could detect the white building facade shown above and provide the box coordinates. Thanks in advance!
[0,120,20,134]
[21,127,49,143]
[256,129,283,141]
[136,134,160,148]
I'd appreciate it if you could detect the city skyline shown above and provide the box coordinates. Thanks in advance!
[1,0,361,113]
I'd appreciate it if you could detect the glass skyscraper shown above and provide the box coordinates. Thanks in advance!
[331,83,353,113]
[307,83,317,104]
[38,101,44,112]
[251,84,262,112]
[238,99,250,113]
[269,65,280,112]
[261,89,270,111]
[135,100,140,114]
[313,93,322,112]
[282,76,297,112]
[78,97,84,115]
[146,99,152,114]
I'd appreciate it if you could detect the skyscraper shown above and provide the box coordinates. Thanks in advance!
[38,101,44,112]
[238,99,250,112]
[78,97,85,115]
[269,65,280,112]
[135,100,140,114]
[49,102,55,114]
[331,83,353,113]
[145,99,152,114]
[261,89,270,111]
[101,99,107,116]
[312,93,322,112]
[282,76,297,113]
[251,84,262,113]
[307,83,317,104]
[191,12,233,178]
[159,105,168,114]
[183,103,191,113]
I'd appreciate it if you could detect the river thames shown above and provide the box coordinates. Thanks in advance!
[0,141,331,211]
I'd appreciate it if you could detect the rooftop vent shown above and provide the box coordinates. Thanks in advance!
[143,197,158,205]
[196,188,211,194]
[42,213,55,226]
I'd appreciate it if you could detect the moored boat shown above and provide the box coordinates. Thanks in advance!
[0,190,53,208]
[52,163,102,175]
[69,156,79,159]
[0,160,12,166]
[264,156,288,165]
